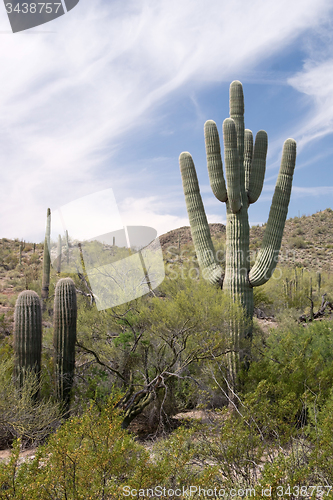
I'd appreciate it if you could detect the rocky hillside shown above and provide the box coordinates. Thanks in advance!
[159,208,333,273]
[0,208,331,337]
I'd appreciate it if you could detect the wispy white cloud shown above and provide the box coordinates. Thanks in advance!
[288,59,333,149]
[292,185,333,197]
[0,0,332,239]
[119,196,189,236]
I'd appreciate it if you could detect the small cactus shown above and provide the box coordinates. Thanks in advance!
[19,243,22,266]
[317,271,322,293]
[41,208,51,307]
[14,290,42,389]
[53,278,77,410]
[56,234,62,274]
[65,230,69,265]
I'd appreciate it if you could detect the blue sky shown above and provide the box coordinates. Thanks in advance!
[0,0,333,242]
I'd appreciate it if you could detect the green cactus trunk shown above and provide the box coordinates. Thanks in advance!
[41,208,51,309]
[53,278,77,411]
[180,81,296,393]
[14,290,42,391]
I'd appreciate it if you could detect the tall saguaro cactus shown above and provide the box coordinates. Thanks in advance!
[179,81,296,388]
[41,208,51,308]
[14,290,42,389]
[53,277,77,411]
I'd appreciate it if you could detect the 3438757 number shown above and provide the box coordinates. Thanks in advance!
[5,3,62,14]
[276,485,333,496]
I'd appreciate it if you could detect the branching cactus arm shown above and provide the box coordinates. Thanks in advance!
[223,118,242,213]
[248,130,268,204]
[249,138,297,287]
[204,120,227,203]
[179,80,296,313]
[179,152,223,285]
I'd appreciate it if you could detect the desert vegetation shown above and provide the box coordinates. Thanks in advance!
[0,211,332,498]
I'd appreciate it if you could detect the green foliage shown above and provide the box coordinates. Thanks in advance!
[288,236,307,249]
[243,321,333,434]
[0,394,211,499]
[74,271,246,424]
[253,287,273,309]
[258,266,330,313]
[0,358,61,448]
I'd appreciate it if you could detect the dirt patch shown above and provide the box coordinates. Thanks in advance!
[0,447,37,464]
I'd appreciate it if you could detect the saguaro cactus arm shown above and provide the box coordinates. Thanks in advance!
[229,80,245,168]
[249,138,297,287]
[223,118,242,213]
[204,120,227,203]
[248,130,268,204]
[179,152,223,285]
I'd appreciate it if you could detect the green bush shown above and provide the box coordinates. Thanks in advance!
[243,320,333,435]
[288,236,307,249]
[0,358,61,448]
[0,394,212,499]
[74,270,245,425]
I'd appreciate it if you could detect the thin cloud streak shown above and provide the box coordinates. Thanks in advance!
[0,0,332,238]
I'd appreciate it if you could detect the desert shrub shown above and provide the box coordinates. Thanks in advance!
[288,236,307,249]
[0,394,212,499]
[0,358,61,448]
[74,269,245,426]
[243,320,333,435]
[0,294,8,306]
[259,267,330,313]
[253,287,273,311]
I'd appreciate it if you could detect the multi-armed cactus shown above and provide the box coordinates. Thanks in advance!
[180,81,296,388]
[53,277,77,410]
[14,290,42,390]
[41,208,51,308]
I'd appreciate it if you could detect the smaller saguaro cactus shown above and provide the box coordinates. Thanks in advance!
[56,234,62,274]
[41,208,51,307]
[53,278,77,411]
[14,290,42,389]
[65,230,69,265]
[19,243,22,266]
[317,271,322,293]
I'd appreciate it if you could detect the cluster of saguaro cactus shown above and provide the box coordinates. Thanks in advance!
[179,80,297,389]
[14,278,77,410]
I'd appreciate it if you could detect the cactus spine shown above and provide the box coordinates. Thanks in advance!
[53,278,77,410]
[14,290,42,389]
[41,208,51,308]
[179,81,296,389]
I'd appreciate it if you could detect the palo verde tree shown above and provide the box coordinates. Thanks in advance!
[179,81,296,390]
